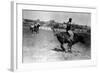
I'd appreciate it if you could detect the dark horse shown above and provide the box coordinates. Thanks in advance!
[30,24,40,33]
[52,27,84,53]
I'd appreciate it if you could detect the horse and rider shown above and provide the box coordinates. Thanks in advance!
[30,22,41,33]
[52,18,86,53]
[52,18,77,53]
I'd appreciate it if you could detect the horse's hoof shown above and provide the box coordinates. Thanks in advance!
[68,50,72,53]
[64,51,67,53]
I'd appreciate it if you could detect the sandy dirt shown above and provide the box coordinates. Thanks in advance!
[23,28,91,63]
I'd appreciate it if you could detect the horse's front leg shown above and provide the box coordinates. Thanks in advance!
[67,43,72,53]
[60,44,67,53]
[32,28,34,33]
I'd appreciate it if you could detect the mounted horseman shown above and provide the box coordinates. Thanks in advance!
[34,22,41,33]
[30,21,41,33]
[52,18,84,53]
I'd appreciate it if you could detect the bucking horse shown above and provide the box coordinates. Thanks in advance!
[51,27,84,53]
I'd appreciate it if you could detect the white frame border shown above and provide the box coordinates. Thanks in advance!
[11,1,97,72]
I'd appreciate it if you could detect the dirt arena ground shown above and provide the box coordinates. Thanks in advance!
[22,27,91,63]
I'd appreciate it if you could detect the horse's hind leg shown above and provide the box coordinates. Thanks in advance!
[60,44,66,53]
[32,29,33,33]
[37,28,39,33]
[36,28,39,33]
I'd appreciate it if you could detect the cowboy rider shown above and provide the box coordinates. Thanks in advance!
[66,18,74,42]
